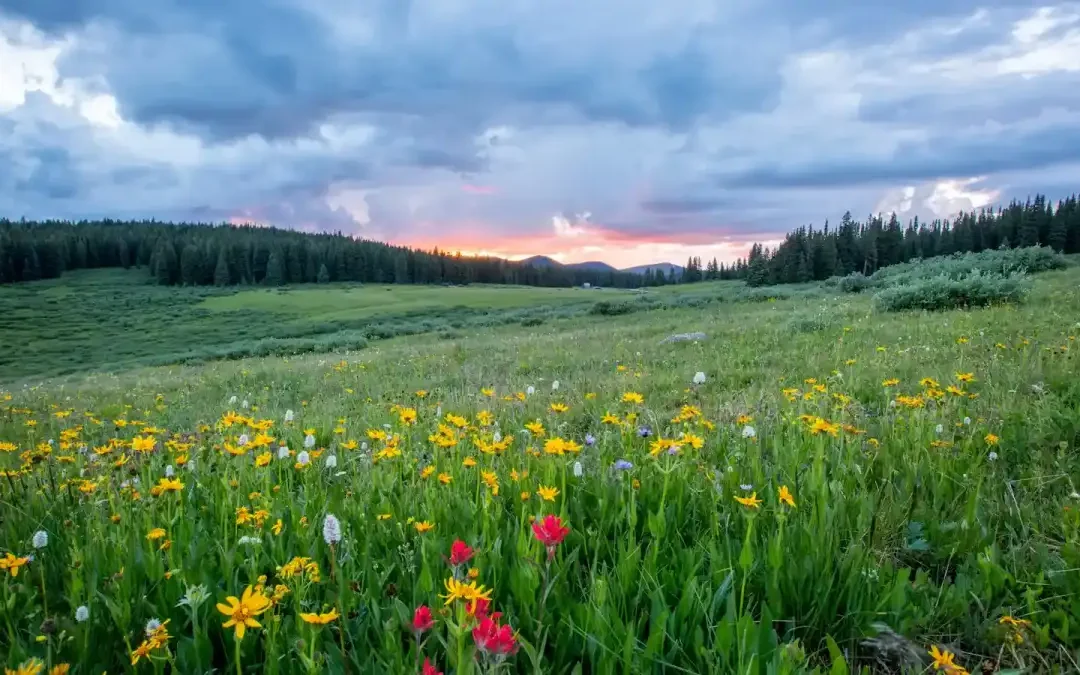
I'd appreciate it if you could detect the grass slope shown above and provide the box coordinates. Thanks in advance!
[1,267,1079,672]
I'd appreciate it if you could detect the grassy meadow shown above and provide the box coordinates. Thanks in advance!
[1,262,1080,673]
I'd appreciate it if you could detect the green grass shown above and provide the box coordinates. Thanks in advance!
[1,266,1080,673]
[0,271,638,380]
[201,284,632,320]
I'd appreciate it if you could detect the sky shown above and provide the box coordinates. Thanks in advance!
[2,2,1080,268]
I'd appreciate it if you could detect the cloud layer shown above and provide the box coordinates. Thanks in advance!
[2,0,1079,266]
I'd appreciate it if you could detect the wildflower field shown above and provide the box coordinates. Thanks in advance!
[2,264,1080,674]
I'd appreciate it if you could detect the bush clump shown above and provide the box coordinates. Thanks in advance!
[872,246,1066,287]
[873,271,1030,312]
[837,272,874,293]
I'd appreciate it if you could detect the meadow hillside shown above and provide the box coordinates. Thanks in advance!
[1,259,1079,673]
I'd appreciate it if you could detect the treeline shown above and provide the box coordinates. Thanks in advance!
[0,220,653,288]
[744,193,1080,286]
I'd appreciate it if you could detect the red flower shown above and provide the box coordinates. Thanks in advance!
[411,605,434,633]
[472,615,518,656]
[467,596,492,621]
[532,514,570,560]
[422,657,443,675]
[449,539,475,566]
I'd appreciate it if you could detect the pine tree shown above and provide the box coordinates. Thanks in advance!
[213,248,231,286]
[264,251,284,286]
[317,263,330,284]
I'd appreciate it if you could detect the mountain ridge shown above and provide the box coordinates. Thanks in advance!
[518,255,683,276]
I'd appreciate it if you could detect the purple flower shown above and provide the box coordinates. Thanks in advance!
[637,426,651,438]
[584,433,596,446]
[613,459,633,471]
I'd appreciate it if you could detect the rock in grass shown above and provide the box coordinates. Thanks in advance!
[660,332,706,344]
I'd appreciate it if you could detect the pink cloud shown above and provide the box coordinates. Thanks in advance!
[461,184,498,195]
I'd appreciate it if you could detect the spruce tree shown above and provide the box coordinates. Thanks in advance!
[317,263,330,284]
[213,249,231,286]
[264,252,284,286]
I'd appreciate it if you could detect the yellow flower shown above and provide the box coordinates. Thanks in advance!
[272,519,283,536]
[146,527,167,541]
[131,435,156,452]
[549,402,569,414]
[778,486,795,508]
[0,553,30,578]
[377,513,392,521]
[881,378,899,387]
[955,372,975,383]
[398,407,418,425]
[984,433,999,446]
[520,491,530,501]
[928,645,959,672]
[216,585,272,640]
[480,387,495,397]
[440,577,493,606]
[155,477,184,493]
[5,658,44,675]
[680,432,704,450]
[734,492,762,509]
[414,521,435,534]
[421,465,435,479]
[462,457,477,468]
[50,665,71,675]
[537,485,560,501]
[621,392,643,405]
[524,420,546,436]
[299,608,340,625]
[415,390,428,398]
[254,451,272,467]
[585,392,597,400]
[601,413,621,425]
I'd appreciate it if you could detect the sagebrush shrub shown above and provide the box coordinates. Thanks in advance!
[873,271,1030,312]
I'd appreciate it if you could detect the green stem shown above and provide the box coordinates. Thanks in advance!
[235,634,243,675]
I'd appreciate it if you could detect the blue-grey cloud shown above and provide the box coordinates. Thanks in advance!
[2,0,1080,266]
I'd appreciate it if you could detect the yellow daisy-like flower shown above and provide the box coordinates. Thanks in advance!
[414,521,435,534]
[440,577,493,606]
[734,492,762,509]
[299,608,340,625]
[146,527,167,541]
[536,485,560,501]
[216,585,271,640]
[778,486,795,508]
[621,392,643,405]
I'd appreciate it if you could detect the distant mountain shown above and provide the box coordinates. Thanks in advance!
[568,260,619,273]
[621,262,684,277]
[518,255,561,268]
[518,255,683,277]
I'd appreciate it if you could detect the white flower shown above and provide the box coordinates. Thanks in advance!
[935,424,944,434]
[573,461,583,477]
[237,535,262,546]
[32,530,48,549]
[552,380,560,391]
[1070,491,1080,500]
[277,446,290,459]
[229,395,238,405]
[526,386,535,396]
[237,433,249,447]
[693,371,706,385]
[323,513,342,545]
[296,451,311,466]
[75,605,89,622]
[360,441,369,452]
[284,409,295,423]
[964,417,972,426]
[741,426,756,439]
[145,618,163,636]
[740,484,753,491]
[988,451,998,462]
[304,433,316,448]
[177,584,209,609]
[241,399,250,409]
[493,431,502,443]
[325,454,338,469]
[436,405,443,417]
[164,465,175,478]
